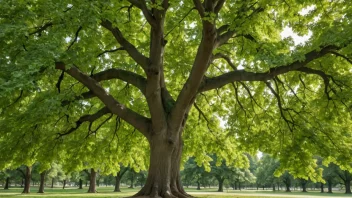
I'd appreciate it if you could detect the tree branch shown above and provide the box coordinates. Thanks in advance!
[56,62,151,140]
[295,67,332,100]
[170,8,216,131]
[101,20,150,71]
[200,45,339,92]
[29,22,53,36]
[212,53,237,70]
[97,47,125,57]
[193,0,205,17]
[127,0,157,27]
[57,107,111,138]
[214,0,226,14]
[67,26,82,51]
[91,68,147,95]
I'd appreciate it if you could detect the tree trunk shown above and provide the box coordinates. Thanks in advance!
[133,135,190,198]
[51,178,54,188]
[22,166,32,193]
[197,181,201,190]
[320,183,324,193]
[129,171,134,189]
[63,179,66,189]
[285,183,291,192]
[4,177,9,190]
[302,181,307,192]
[327,180,333,193]
[78,179,83,189]
[345,180,351,194]
[87,168,97,193]
[272,184,276,191]
[38,171,46,193]
[114,173,121,192]
[217,178,224,192]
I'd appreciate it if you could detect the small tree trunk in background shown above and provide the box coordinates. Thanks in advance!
[345,180,351,194]
[320,183,324,193]
[197,181,201,190]
[217,178,224,192]
[285,183,291,192]
[51,178,54,188]
[63,180,66,189]
[38,171,46,193]
[4,177,10,190]
[87,168,96,193]
[272,184,276,191]
[78,179,83,189]
[114,173,121,192]
[129,172,134,189]
[302,181,307,192]
[22,166,32,193]
[239,182,241,190]
[327,180,333,193]
[21,179,24,187]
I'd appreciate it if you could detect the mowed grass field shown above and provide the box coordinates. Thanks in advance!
[0,186,350,198]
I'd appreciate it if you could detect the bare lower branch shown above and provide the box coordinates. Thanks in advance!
[214,0,226,14]
[29,22,53,36]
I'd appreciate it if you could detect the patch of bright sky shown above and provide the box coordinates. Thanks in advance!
[280,5,316,46]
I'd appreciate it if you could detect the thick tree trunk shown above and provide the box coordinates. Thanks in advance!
[217,178,224,192]
[38,171,46,193]
[320,183,324,193]
[87,168,97,193]
[114,173,121,192]
[78,179,83,189]
[22,166,32,193]
[63,179,66,189]
[133,135,190,198]
[4,177,9,190]
[345,180,351,194]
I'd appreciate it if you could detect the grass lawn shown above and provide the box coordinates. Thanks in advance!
[0,186,349,198]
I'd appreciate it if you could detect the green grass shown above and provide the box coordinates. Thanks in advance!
[0,186,350,198]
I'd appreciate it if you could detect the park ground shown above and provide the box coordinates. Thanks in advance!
[0,187,350,198]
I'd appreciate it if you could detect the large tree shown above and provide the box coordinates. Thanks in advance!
[1,0,352,197]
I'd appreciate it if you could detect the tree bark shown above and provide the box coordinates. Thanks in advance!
[78,179,83,189]
[129,171,134,189]
[133,135,190,198]
[22,166,32,193]
[197,181,201,190]
[345,180,351,194]
[114,173,121,192]
[4,177,9,190]
[38,171,46,193]
[320,183,324,193]
[217,178,224,192]
[87,168,97,193]
[272,184,276,191]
